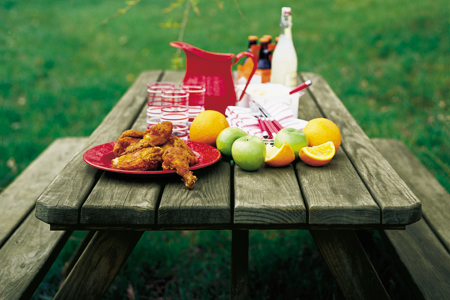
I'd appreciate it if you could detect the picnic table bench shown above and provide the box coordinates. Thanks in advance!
[0,70,449,300]
[0,137,88,299]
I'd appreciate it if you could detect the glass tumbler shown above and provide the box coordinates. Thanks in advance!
[180,83,206,125]
[161,88,190,139]
[146,81,175,128]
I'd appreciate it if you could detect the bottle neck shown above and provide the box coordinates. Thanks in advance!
[280,15,293,39]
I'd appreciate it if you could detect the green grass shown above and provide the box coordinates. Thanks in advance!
[1,0,449,298]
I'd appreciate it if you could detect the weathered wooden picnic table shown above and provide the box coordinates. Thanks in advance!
[35,70,421,300]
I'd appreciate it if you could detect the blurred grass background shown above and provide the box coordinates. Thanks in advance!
[1,0,449,299]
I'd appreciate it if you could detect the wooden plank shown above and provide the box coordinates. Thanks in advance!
[62,231,96,277]
[372,138,450,252]
[0,137,87,246]
[234,164,306,225]
[81,173,163,226]
[296,87,380,225]
[158,160,232,225]
[154,70,232,226]
[54,230,143,300]
[300,72,421,225]
[230,230,249,300]
[0,209,71,300]
[35,70,163,225]
[381,221,450,299]
[310,230,390,300]
[296,151,379,225]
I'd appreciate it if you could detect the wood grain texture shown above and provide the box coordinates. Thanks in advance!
[310,230,390,300]
[0,137,87,247]
[62,231,96,277]
[300,72,421,225]
[295,81,380,225]
[381,221,450,299]
[156,70,232,226]
[35,71,163,225]
[80,73,163,227]
[296,150,380,225]
[230,230,249,300]
[158,160,231,225]
[54,230,143,300]
[372,138,450,252]
[0,209,71,300]
[234,164,306,225]
[81,173,163,226]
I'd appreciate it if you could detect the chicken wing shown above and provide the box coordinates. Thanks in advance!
[161,136,198,166]
[162,147,198,189]
[121,121,173,156]
[113,136,141,157]
[111,147,164,171]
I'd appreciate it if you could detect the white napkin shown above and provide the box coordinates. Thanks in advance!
[225,103,308,138]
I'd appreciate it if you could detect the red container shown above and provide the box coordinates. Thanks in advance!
[170,42,257,114]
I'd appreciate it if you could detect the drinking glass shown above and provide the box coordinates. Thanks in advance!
[146,81,175,128]
[161,88,190,139]
[180,83,206,125]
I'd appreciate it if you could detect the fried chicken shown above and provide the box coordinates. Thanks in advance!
[111,147,164,171]
[161,136,198,166]
[113,136,141,157]
[112,130,146,157]
[162,147,198,189]
[111,121,198,189]
[121,121,173,156]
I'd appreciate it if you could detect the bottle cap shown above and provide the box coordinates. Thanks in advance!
[259,37,270,43]
[282,7,291,15]
[248,35,258,41]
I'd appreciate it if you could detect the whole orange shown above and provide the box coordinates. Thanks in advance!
[190,110,229,146]
[303,118,341,152]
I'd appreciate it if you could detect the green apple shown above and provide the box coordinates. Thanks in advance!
[231,135,266,171]
[216,127,248,157]
[274,128,308,159]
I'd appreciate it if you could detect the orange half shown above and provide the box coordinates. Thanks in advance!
[299,141,335,167]
[264,143,295,167]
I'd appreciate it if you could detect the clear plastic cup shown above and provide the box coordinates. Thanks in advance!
[161,88,190,139]
[180,83,206,124]
[146,81,175,128]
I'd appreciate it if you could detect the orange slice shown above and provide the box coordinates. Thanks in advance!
[299,141,335,167]
[264,143,295,167]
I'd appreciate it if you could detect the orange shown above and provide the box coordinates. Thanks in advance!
[303,118,341,152]
[264,143,295,167]
[299,142,335,167]
[189,110,229,146]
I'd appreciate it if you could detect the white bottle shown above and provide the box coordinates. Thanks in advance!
[270,7,298,88]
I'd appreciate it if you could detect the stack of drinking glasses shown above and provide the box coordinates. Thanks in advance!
[146,81,206,140]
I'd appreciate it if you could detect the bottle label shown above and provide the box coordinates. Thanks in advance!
[285,72,297,88]
[255,69,271,84]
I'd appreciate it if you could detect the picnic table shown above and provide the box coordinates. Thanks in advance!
[34,70,421,300]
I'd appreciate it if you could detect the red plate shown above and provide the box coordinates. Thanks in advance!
[83,141,221,175]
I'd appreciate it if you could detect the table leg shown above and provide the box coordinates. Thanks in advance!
[230,230,249,300]
[61,230,96,277]
[54,230,143,300]
[309,230,390,300]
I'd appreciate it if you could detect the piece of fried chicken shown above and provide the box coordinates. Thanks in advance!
[120,121,173,156]
[112,129,146,157]
[111,147,164,171]
[161,136,198,166]
[162,147,198,189]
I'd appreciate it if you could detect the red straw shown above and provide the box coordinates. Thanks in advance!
[289,80,312,95]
